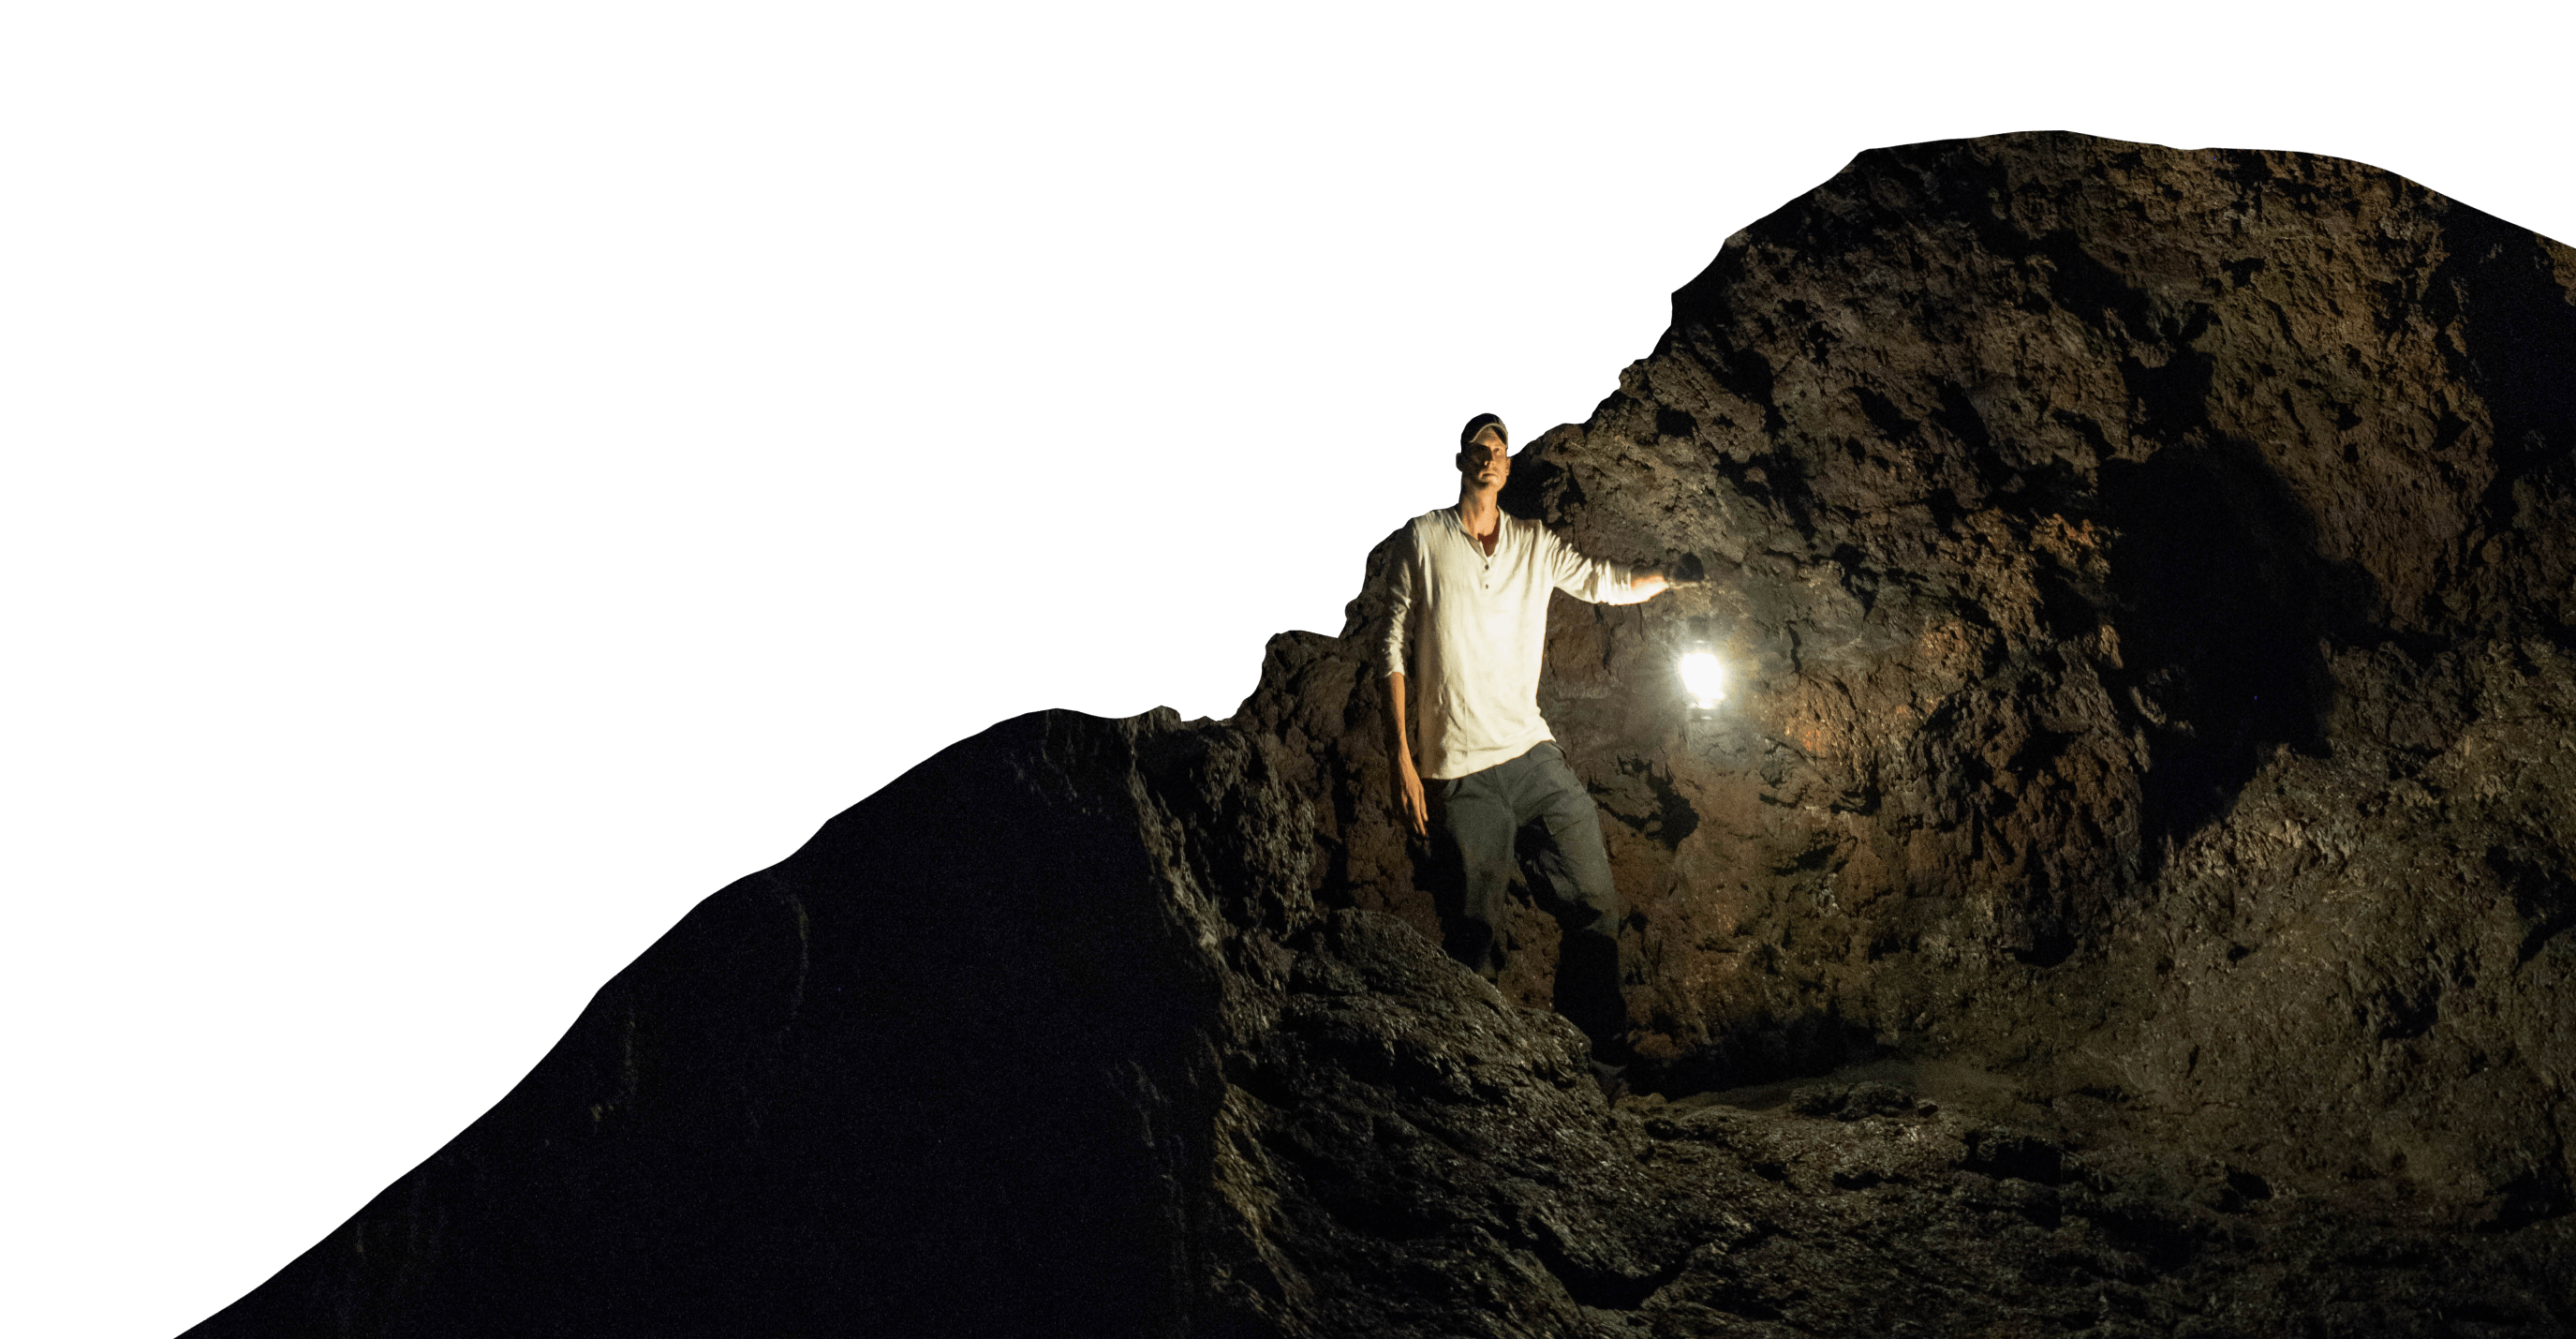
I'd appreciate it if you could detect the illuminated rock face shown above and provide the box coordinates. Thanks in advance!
[195,134,2576,1336]
[1250,128,2576,1221]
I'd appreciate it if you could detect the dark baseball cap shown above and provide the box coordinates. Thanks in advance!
[1458,413,1508,449]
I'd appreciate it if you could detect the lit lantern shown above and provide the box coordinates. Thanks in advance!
[1680,643,1725,712]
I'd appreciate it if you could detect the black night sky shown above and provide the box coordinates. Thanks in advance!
[150,88,2566,1329]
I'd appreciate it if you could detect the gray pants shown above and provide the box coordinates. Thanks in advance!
[1434,740,1627,1057]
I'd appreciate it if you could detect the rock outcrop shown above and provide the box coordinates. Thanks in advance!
[190,132,2576,1337]
[1247,127,2576,1226]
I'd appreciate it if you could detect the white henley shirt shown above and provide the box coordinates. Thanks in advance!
[1376,507,1636,780]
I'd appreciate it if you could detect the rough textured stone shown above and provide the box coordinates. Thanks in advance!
[1252,127,2576,1227]
[191,710,1312,1337]
[191,132,2576,1337]
[188,708,2576,1336]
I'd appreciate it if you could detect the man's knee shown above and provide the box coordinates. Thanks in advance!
[1457,851,1517,921]
[1526,760,1622,943]
[1538,813,1618,920]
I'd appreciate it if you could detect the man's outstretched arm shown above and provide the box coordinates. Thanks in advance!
[1539,526,1669,605]
[1384,671,1429,837]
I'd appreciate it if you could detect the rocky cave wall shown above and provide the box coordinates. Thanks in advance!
[189,132,2576,1338]
[1239,130,2576,1222]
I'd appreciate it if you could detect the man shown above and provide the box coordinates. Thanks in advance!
[1375,412,1667,1094]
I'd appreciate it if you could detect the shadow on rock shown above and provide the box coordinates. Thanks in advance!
[2095,435,2365,867]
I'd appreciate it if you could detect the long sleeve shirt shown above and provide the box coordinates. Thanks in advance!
[1375,506,1635,780]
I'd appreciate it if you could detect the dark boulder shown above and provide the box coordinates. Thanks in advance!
[193,709,2576,1338]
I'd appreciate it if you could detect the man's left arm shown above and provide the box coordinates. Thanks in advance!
[1541,528,1667,604]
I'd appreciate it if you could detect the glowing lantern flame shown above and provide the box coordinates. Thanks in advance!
[1680,650,1725,710]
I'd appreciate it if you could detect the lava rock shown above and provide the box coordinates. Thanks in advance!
[1259,129,2576,1230]
[186,719,2576,1338]
[191,132,2576,1337]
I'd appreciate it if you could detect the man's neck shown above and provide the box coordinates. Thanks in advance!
[1455,488,1503,554]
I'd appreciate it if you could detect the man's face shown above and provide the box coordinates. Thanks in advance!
[1458,428,1510,490]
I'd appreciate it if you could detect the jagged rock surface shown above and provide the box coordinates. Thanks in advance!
[193,132,2576,1337]
[189,710,2576,1338]
[1248,128,2576,1227]
[193,711,1313,1338]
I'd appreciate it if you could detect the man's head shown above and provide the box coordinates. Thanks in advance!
[1457,413,1509,492]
